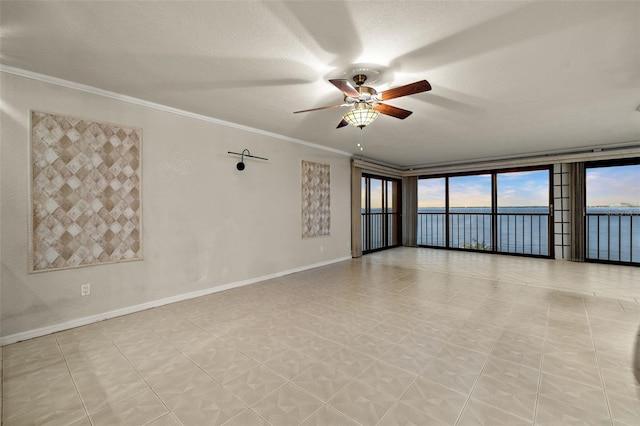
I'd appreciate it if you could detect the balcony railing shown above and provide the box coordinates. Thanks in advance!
[497,213,549,256]
[361,212,400,252]
[418,210,550,256]
[449,212,492,250]
[417,213,446,247]
[586,212,639,264]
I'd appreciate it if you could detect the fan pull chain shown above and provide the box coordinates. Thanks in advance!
[357,128,364,151]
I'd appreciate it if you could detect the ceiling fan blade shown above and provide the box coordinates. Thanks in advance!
[329,79,360,97]
[379,80,431,101]
[336,119,349,129]
[374,103,413,119]
[293,104,344,114]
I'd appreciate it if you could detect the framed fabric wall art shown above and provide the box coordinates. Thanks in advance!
[301,160,330,238]
[29,111,142,272]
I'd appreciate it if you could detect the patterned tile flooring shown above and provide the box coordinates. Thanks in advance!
[2,247,640,425]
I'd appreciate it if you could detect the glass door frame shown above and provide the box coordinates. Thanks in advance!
[417,165,554,258]
[361,173,402,254]
[584,157,640,266]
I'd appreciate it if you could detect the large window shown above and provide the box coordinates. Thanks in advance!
[417,167,552,257]
[417,178,446,246]
[585,160,640,264]
[497,169,550,256]
[361,175,401,253]
[449,174,492,250]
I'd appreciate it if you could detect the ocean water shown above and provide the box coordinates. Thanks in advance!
[417,207,550,255]
[363,207,639,262]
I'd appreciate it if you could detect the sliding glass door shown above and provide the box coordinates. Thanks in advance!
[496,169,551,256]
[361,174,401,253]
[585,160,640,265]
[417,178,446,247]
[417,167,552,257]
[449,174,492,250]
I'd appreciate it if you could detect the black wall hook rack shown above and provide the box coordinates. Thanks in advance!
[228,149,268,171]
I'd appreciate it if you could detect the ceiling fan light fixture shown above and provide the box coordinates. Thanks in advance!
[343,105,379,129]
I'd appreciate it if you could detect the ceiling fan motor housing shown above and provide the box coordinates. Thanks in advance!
[344,84,377,104]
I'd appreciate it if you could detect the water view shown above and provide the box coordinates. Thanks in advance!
[417,206,550,255]
[362,163,639,263]
[410,206,638,262]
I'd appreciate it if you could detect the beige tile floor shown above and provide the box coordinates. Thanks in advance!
[2,247,640,425]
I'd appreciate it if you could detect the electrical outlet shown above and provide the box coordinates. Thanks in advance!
[81,283,90,296]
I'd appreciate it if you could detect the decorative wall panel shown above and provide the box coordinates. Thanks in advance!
[301,160,330,238]
[29,111,142,272]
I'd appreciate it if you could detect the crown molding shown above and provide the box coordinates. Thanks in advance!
[405,143,640,176]
[354,142,640,177]
[0,64,352,158]
[3,65,637,171]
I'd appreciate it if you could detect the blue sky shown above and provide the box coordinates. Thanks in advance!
[418,170,550,207]
[417,166,639,207]
[367,165,639,209]
[586,165,640,206]
[497,170,550,207]
[417,178,446,208]
[361,178,391,209]
[450,174,492,207]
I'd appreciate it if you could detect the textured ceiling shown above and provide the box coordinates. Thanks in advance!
[1,1,639,167]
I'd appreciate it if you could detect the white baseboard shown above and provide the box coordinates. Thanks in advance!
[0,256,351,346]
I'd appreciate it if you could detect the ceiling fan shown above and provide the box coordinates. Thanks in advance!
[294,74,431,129]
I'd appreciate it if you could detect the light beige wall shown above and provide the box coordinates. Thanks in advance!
[0,72,352,341]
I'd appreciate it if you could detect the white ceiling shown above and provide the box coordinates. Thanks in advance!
[1,1,639,167]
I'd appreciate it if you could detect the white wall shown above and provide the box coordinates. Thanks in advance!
[0,72,352,343]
